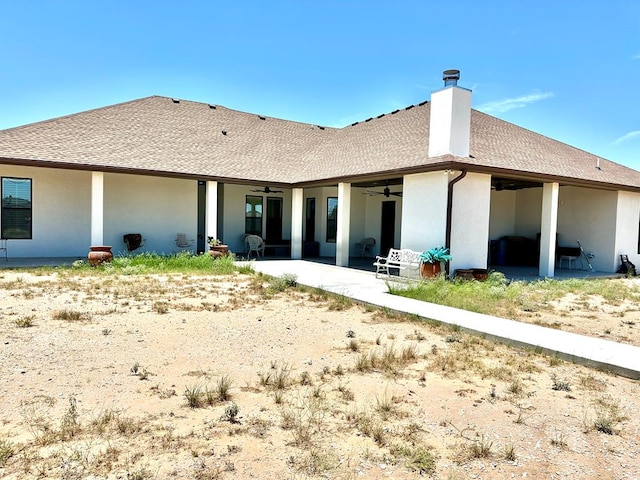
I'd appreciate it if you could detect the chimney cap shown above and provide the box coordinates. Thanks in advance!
[443,69,460,87]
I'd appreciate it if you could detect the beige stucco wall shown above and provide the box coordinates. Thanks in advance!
[557,187,617,272]
[450,172,491,271]
[613,191,640,271]
[401,172,448,251]
[0,166,200,257]
[0,165,92,257]
[104,173,198,255]
[489,190,517,239]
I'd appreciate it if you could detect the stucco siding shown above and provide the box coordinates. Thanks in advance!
[514,188,543,238]
[401,172,448,252]
[450,173,491,271]
[103,174,197,255]
[557,187,617,272]
[0,165,91,257]
[614,191,640,270]
[489,190,516,239]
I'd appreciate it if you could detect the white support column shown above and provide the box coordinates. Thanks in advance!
[91,172,104,246]
[291,188,304,259]
[206,181,218,241]
[336,182,351,267]
[539,182,559,277]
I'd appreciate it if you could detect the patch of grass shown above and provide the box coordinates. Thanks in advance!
[14,315,35,327]
[267,273,298,293]
[0,439,14,467]
[215,375,233,402]
[53,309,91,322]
[152,301,169,314]
[390,273,640,319]
[97,251,240,274]
[551,374,571,391]
[587,395,626,435]
[223,402,240,423]
[346,338,360,352]
[184,384,205,408]
[503,443,517,461]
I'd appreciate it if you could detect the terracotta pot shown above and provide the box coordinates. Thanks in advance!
[209,245,229,258]
[88,246,113,266]
[420,261,441,279]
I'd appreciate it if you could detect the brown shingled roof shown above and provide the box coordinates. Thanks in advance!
[1,95,639,190]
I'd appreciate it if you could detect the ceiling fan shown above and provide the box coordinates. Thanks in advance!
[250,186,283,194]
[365,186,402,198]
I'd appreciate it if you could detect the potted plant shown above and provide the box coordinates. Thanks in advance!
[208,237,229,257]
[418,246,451,279]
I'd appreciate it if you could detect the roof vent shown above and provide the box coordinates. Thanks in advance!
[221,130,227,136]
[317,125,325,130]
[171,98,180,104]
[258,115,265,120]
[208,104,216,109]
[443,69,460,87]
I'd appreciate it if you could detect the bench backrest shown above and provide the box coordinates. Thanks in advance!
[387,248,421,264]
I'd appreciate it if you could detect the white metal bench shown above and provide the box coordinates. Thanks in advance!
[373,248,421,278]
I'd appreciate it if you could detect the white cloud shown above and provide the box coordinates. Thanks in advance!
[612,130,640,145]
[477,92,555,114]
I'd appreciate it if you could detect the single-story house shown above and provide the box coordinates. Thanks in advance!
[1,70,639,277]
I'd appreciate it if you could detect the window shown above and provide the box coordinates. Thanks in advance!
[1,177,32,239]
[305,198,315,242]
[245,195,263,236]
[326,197,338,243]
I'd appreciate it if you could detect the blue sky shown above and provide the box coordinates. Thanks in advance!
[1,1,639,168]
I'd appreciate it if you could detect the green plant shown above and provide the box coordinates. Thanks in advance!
[419,246,452,264]
[0,439,14,467]
[53,309,90,322]
[59,396,80,440]
[184,384,205,408]
[347,339,360,352]
[223,402,240,423]
[551,374,571,392]
[503,443,517,461]
[14,315,35,327]
[207,237,222,247]
[215,375,233,401]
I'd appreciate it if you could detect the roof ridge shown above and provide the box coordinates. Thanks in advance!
[0,96,164,133]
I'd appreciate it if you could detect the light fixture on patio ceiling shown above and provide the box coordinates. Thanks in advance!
[251,186,283,194]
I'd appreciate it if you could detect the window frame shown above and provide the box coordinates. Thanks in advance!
[1,176,32,240]
[326,196,338,243]
[245,195,263,236]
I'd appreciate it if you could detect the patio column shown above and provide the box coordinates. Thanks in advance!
[90,171,104,246]
[336,182,351,266]
[206,180,218,241]
[291,188,303,259]
[539,182,559,277]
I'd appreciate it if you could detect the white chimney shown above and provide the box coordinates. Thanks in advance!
[428,69,472,158]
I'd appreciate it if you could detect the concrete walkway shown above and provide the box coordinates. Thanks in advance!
[247,260,640,380]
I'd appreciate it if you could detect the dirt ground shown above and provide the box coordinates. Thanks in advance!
[515,278,640,348]
[0,270,639,479]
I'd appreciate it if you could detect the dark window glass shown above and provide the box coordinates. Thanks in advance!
[326,197,338,243]
[245,195,263,236]
[1,177,32,239]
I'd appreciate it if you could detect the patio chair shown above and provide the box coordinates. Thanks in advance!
[354,237,376,257]
[175,233,194,249]
[0,239,7,261]
[245,234,265,258]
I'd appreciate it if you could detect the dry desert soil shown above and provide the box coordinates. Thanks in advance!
[0,269,639,479]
